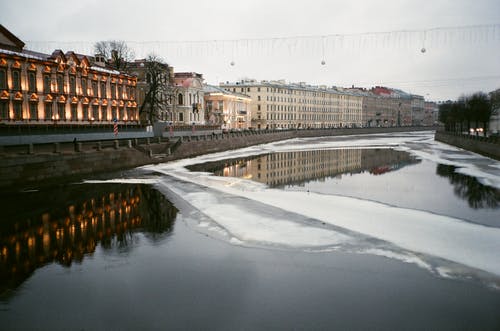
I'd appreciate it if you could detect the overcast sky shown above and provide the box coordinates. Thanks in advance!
[1,0,499,101]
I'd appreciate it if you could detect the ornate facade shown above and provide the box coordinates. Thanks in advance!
[0,25,137,126]
[173,72,205,125]
[203,85,251,130]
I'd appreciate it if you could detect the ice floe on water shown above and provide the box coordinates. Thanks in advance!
[92,132,500,287]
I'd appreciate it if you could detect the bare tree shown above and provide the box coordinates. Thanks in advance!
[138,54,172,124]
[93,40,134,71]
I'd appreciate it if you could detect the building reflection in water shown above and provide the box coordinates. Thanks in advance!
[436,164,500,209]
[0,184,177,296]
[188,148,421,188]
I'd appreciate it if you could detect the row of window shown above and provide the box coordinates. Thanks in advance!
[0,67,135,100]
[228,86,361,98]
[0,100,137,122]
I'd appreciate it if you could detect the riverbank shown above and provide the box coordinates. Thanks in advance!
[1,126,435,188]
[435,130,500,161]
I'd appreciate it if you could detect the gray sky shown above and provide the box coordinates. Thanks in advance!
[2,0,500,101]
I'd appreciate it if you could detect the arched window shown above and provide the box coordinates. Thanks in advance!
[178,93,184,105]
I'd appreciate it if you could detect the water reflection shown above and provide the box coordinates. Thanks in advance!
[436,164,500,209]
[188,148,420,187]
[0,184,177,296]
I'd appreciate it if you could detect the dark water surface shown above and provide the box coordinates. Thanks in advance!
[1,148,500,330]
[191,148,500,227]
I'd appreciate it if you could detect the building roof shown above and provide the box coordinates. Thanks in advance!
[204,84,251,99]
[0,24,25,52]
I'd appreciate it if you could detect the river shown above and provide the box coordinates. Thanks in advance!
[1,131,500,330]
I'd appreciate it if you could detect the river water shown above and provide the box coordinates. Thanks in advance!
[1,131,500,330]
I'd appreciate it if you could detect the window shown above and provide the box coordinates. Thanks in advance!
[92,105,99,120]
[101,105,107,121]
[0,68,7,89]
[101,82,107,98]
[13,102,22,120]
[57,74,64,93]
[92,81,98,97]
[111,83,116,99]
[258,105,261,111]
[118,85,122,98]
[82,104,89,120]
[257,96,261,101]
[57,103,65,120]
[178,112,183,122]
[119,107,124,120]
[81,79,87,96]
[69,76,76,95]
[178,93,183,105]
[112,106,117,120]
[28,72,37,92]
[12,70,21,91]
[45,102,53,120]
[0,100,8,119]
[29,102,38,120]
[71,103,77,120]
[206,101,212,111]
[218,101,223,112]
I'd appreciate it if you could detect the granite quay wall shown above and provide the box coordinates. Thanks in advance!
[0,126,436,189]
[434,131,500,161]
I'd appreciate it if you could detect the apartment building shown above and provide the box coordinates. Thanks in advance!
[220,79,363,129]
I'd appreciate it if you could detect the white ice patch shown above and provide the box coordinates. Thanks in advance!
[180,191,352,248]
[84,178,159,185]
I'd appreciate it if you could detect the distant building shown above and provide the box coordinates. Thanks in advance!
[424,101,438,126]
[203,85,252,129]
[173,72,205,125]
[350,86,413,127]
[0,25,137,126]
[220,79,363,129]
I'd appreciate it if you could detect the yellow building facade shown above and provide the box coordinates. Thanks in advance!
[0,25,137,126]
[204,85,252,130]
[220,79,363,130]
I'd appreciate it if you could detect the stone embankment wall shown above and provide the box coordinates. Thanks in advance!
[0,127,435,189]
[434,131,500,161]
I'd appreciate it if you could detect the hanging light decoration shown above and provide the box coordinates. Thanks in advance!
[321,36,326,65]
[420,31,427,54]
